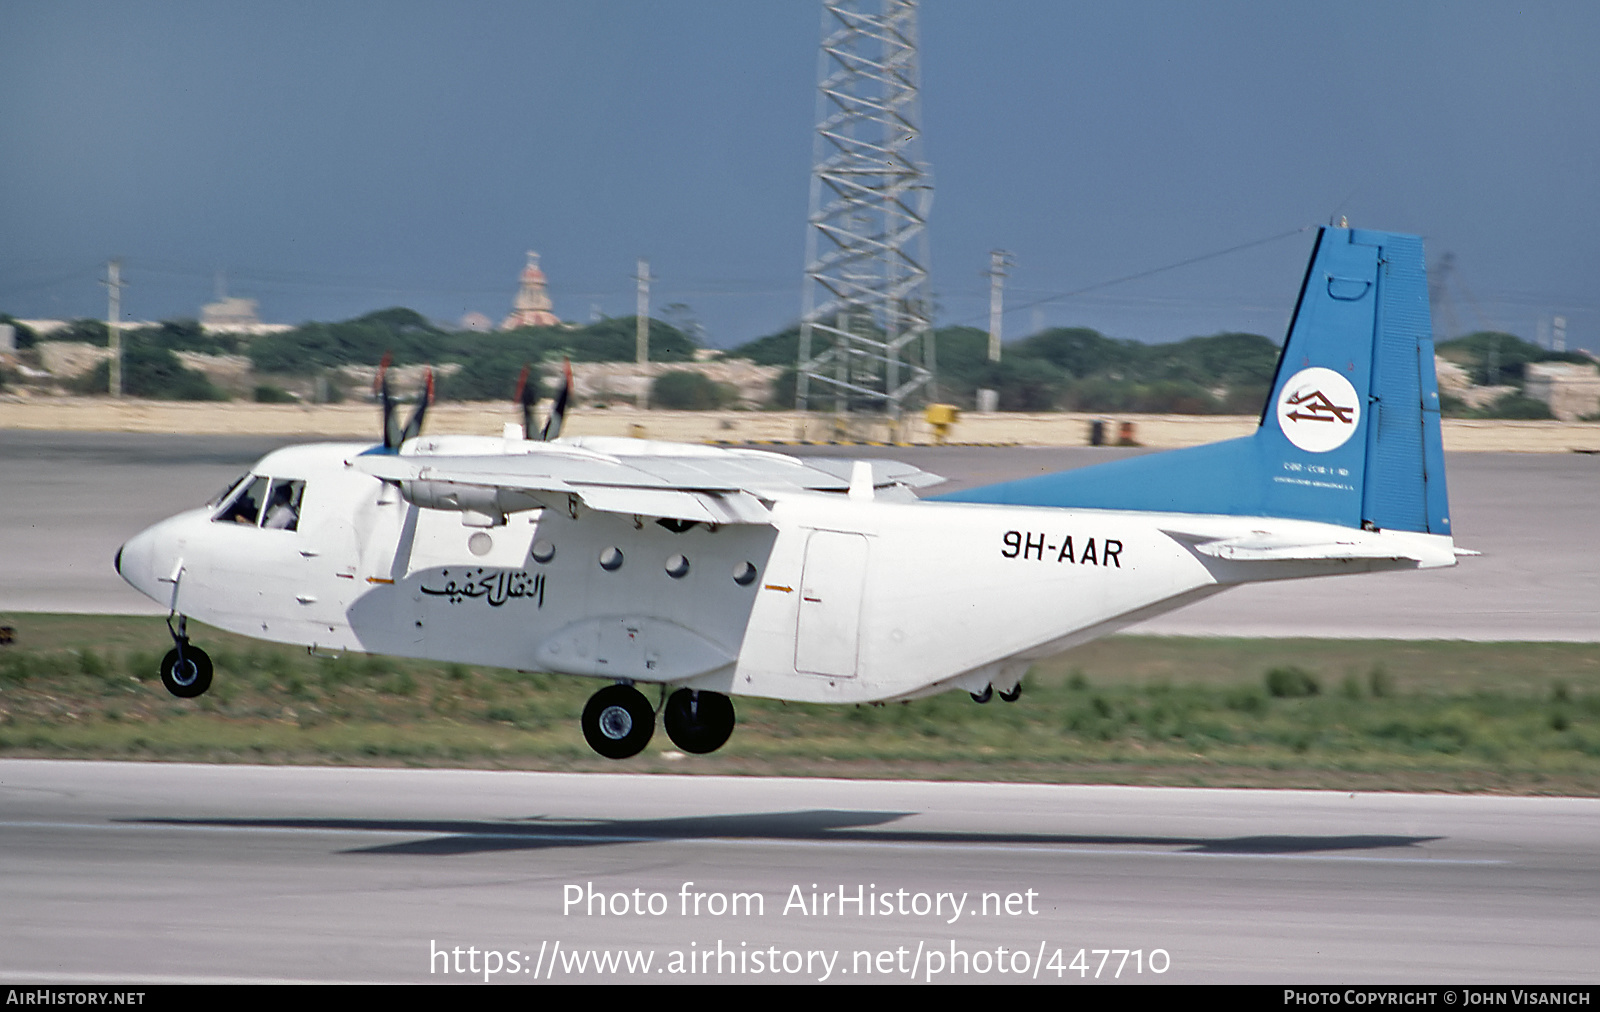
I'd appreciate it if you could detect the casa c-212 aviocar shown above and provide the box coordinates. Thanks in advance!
[116,225,1466,759]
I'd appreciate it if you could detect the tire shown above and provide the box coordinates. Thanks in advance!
[970,685,993,704]
[581,684,655,759]
[662,689,735,754]
[999,683,1023,703]
[160,645,213,698]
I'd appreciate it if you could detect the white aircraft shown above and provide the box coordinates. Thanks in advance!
[117,225,1464,758]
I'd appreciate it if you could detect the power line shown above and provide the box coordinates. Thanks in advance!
[953,224,1314,328]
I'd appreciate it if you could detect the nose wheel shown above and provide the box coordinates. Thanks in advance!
[160,645,213,698]
[662,689,735,754]
[581,684,656,759]
[159,614,213,698]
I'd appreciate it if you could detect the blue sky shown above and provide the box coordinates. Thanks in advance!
[3,1,1596,352]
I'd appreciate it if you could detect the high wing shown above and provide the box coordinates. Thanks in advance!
[347,435,944,526]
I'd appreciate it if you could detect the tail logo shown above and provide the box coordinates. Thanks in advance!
[1276,367,1361,453]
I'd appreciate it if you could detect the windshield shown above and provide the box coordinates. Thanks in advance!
[212,476,304,531]
[207,472,250,507]
[215,475,269,525]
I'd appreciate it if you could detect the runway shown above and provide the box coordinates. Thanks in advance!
[0,760,1595,984]
[1,431,1595,640]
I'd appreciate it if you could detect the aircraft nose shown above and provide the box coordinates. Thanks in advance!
[116,522,172,604]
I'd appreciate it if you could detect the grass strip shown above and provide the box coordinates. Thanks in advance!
[1,613,1596,794]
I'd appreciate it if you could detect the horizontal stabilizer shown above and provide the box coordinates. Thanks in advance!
[1161,527,1458,567]
[1174,532,1423,563]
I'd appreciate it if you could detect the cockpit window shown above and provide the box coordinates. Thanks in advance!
[262,479,304,531]
[213,476,304,530]
[216,475,269,525]
[207,473,250,507]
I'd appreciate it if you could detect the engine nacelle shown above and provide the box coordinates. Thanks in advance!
[401,480,545,527]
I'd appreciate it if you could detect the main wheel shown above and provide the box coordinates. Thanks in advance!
[970,684,993,704]
[662,689,735,754]
[160,644,213,698]
[581,684,655,759]
[999,683,1023,703]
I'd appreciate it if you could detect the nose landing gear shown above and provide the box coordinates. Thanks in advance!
[160,614,213,699]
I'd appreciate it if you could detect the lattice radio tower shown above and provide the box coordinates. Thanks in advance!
[796,0,935,417]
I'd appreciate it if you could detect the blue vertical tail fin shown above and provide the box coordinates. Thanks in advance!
[938,226,1451,535]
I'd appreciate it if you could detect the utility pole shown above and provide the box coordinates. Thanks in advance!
[104,259,124,398]
[986,249,1012,363]
[635,257,652,409]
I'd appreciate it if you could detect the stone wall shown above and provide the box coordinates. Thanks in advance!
[1,398,1596,452]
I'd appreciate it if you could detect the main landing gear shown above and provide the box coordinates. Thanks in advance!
[581,684,655,759]
[971,682,1024,704]
[160,614,213,698]
[662,688,735,755]
[579,683,737,759]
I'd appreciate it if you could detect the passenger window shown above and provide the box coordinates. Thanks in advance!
[215,476,269,525]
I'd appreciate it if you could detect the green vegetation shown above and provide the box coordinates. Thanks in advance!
[1474,392,1555,420]
[729,325,1279,413]
[45,318,112,347]
[1432,331,1591,419]
[70,337,227,400]
[652,370,736,410]
[252,384,297,404]
[15,303,1592,416]
[130,318,241,356]
[0,314,41,349]
[1,615,1596,792]
[248,309,697,384]
[1436,331,1590,387]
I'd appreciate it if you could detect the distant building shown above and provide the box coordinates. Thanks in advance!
[501,251,561,330]
[1524,362,1600,421]
[201,296,261,330]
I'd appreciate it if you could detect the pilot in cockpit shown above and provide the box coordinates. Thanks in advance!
[218,477,265,525]
[262,481,301,531]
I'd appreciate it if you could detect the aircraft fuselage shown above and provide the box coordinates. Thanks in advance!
[118,439,1453,708]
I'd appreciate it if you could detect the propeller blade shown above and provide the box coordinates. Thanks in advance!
[515,364,535,440]
[376,353,402,450]
[541,359,571,441]
[400,368,433,444]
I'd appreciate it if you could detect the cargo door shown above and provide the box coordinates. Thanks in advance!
[794,530,868,678]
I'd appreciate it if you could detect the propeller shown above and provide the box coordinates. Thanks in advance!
[515,364,536,440]
[374,353,431,452]
[541,359,572,441]
[400,368,433,444]
[375,353,402,450]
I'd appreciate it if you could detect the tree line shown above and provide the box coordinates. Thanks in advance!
[6,307,1587,418]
